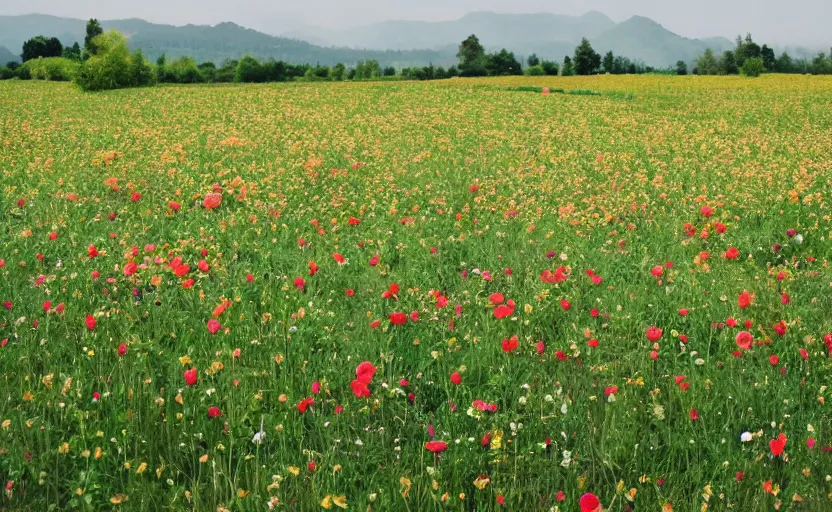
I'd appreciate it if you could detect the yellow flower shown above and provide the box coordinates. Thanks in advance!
[1,419,10,430]
[136,462,148,475]
[331,495,347,509]
[109,494,128,504]
[473,475,491,490]
[58,442,70,454]
[287,466,300,476]
[320,495,332,509]
[399,477,412,498]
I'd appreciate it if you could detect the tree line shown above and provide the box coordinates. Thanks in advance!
[5,20,828,88]
[692,33,832,76]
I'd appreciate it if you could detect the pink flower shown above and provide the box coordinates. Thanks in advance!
[207,319,222,334]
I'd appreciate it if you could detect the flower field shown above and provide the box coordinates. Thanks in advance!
[1,74,832,511]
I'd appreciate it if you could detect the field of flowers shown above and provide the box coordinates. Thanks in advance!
[1,74,832,511]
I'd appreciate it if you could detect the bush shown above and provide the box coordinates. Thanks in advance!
[525,65,545,76]
[235,55,265,83]
[167,57,203,83]
[0,66,14,80]
[75,31,134,91]
[740,57,764,77]
[20,57,80,81]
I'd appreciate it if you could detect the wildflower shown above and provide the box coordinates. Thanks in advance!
[425,441,447,453]
[646,327,662,342]
[208,406,222,418]
[207,319,222,334]
[502,335,519,353]
[738,290,753,309]
[770,433,787,456]
[579,493,601,512]
[184,368,198,386]
[450,372,462,385]
[85,315,96,330]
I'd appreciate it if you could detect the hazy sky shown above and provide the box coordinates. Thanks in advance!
[0,0,829,46]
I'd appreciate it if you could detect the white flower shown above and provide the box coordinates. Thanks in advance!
[740,432,753,443]
[794,234,804,245]
[518,396,527,405]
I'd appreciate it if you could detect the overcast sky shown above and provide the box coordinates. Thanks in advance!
[1,0,829,46]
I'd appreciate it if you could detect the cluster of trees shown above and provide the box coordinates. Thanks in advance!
[694,34,832,76]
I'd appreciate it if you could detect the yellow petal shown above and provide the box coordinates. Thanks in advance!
[332,495,348,509]
[320,495,332,509]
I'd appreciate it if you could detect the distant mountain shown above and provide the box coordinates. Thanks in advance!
[591,16,734,66]
[287,11,735,67]
[0,46,18,64]
[286,11,615,52]
[0,14,449,67]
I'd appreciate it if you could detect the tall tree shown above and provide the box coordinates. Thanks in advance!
[456,34,487,77]
[573,38,601,75]
[719,51,738,75]
[696,48,719,75]
[21,36,60,62]
[527,53,539,67]
[760,45,776,71]
[561,56,574,76]
[485,49,522,76]
[602,51,614,74]
[775,52,793,73]
[63,42,82,61]
[84,19,104,57]
[675,60,688,76]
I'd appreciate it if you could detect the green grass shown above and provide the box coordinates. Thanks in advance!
[1,75,832,511]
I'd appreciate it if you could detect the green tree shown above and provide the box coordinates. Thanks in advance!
[129,49,155,86]
[198,62,217,82]
[383,66,396,77]
[573,38,601,75]
[675,60,688,76]
[235,55,265,82]
[775,52,794,73]
[329,62,346,81]
[456,34,487,76]
[75,31,133,91]
[63,42,82,61]
[719,51,738,75]
[760,45,776,71]
[22,36,62,62]
[602,51,614,74]
[527,53,540,67]
[740,56,764,77]
[168,56,203,83]
[696,48,719,75]
[215,59,238,82]
[485,49,522,76]
[84,19,104,57]
[541,60,559,76]
[561,55,574,76]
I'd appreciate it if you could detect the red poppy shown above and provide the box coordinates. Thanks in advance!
[174,264,190,278]
[604,386,618,396]
[246,273,254,283]
[700,206,714,217]
[355,361,376,384]
[296,397,314,413]
[735,331,753,350]
[502,335,519,353]
[389,312,407,325]
[450,372,462,385]
[725,247,740,259]
[769,354,780,366]
[493,304,514,319]
[124,261,138,276]
[489,293,504,305]
[207,319,222,334]
[203,193,222,210]
[560,299,571,310]
[117,343,128,357]
[350,379,370,398]
[169,201,181,212]
[774,320,787,337]
[579,493,601,512]
[130,192,142,202]
[198,260,210,273]
[770,433,787,456]
[348,216,360,225]
[85,315,96,330]
[88,245,99,258]
[369,319,381,329]
[184,367,198,386]
[650,265,664,277]
[294,277,306,290]
[738,290,753,309]
[333,253,345,264]
[536,341,545,354]
[689,408,700,421]
[425,441,448,453]
[208,406,222,418]
[646,327,663,342]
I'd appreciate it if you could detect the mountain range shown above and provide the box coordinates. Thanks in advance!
[0,12,739,68]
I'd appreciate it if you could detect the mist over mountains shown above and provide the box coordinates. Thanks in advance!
[0,11,820,68]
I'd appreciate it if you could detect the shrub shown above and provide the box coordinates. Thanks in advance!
[525,65,545,76]
[0,66,14,80]
[74,31,134,91]
[20,57,80,81]
[740,57,764,77]
[235,55,265,83]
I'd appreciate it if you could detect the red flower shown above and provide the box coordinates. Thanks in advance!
[169,201,181,212]
[350,379,370,398]
[88,244,99,258]
[450,372,462,385]
[369,319,381,329]
[307,460,317,471]
[769,354,780,366]
[389,312,407,325]
[646,327,663,342]
[725,247,740,259]
[650,265,664,277]
[689,408,699,421]
[130,192,142,202]
[207,406,222,418]
[560,299,571,310]
[536,341,545,354]
[425,441,448,453]
[700,205,714,217]
[489,293,504,305]
[369,254,379,266]
[85,315,96,330]
[333,252,345,264]
[555,491,566,502]
[117,343,127,357]
[769,433,787,457]
[678,308,689,316]
[579,493,601,512]
[246,273,254,282]
[207,319,222,334]
[502,335,519,353]
[348,217,360,225]
[49,231,58,241]
[296,397,314,413]
[294,277,306,290]
[481,432,492,447]
[203,193,222,210]
[604,386,618,396]
[493,304,514,319]
[184,367,198,386]
[735,331,753,350]
[496,495,505,506]
[124,261,138,276]
[781,292,790,305]
[588,338,599,348]
[198,260,210,273]
[355,361,376,384]
[774,320,787,337]
[738,290,753,309]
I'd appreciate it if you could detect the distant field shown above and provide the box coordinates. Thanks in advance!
[1,75,832,511]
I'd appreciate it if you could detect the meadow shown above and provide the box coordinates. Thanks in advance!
[1,74,832,511]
